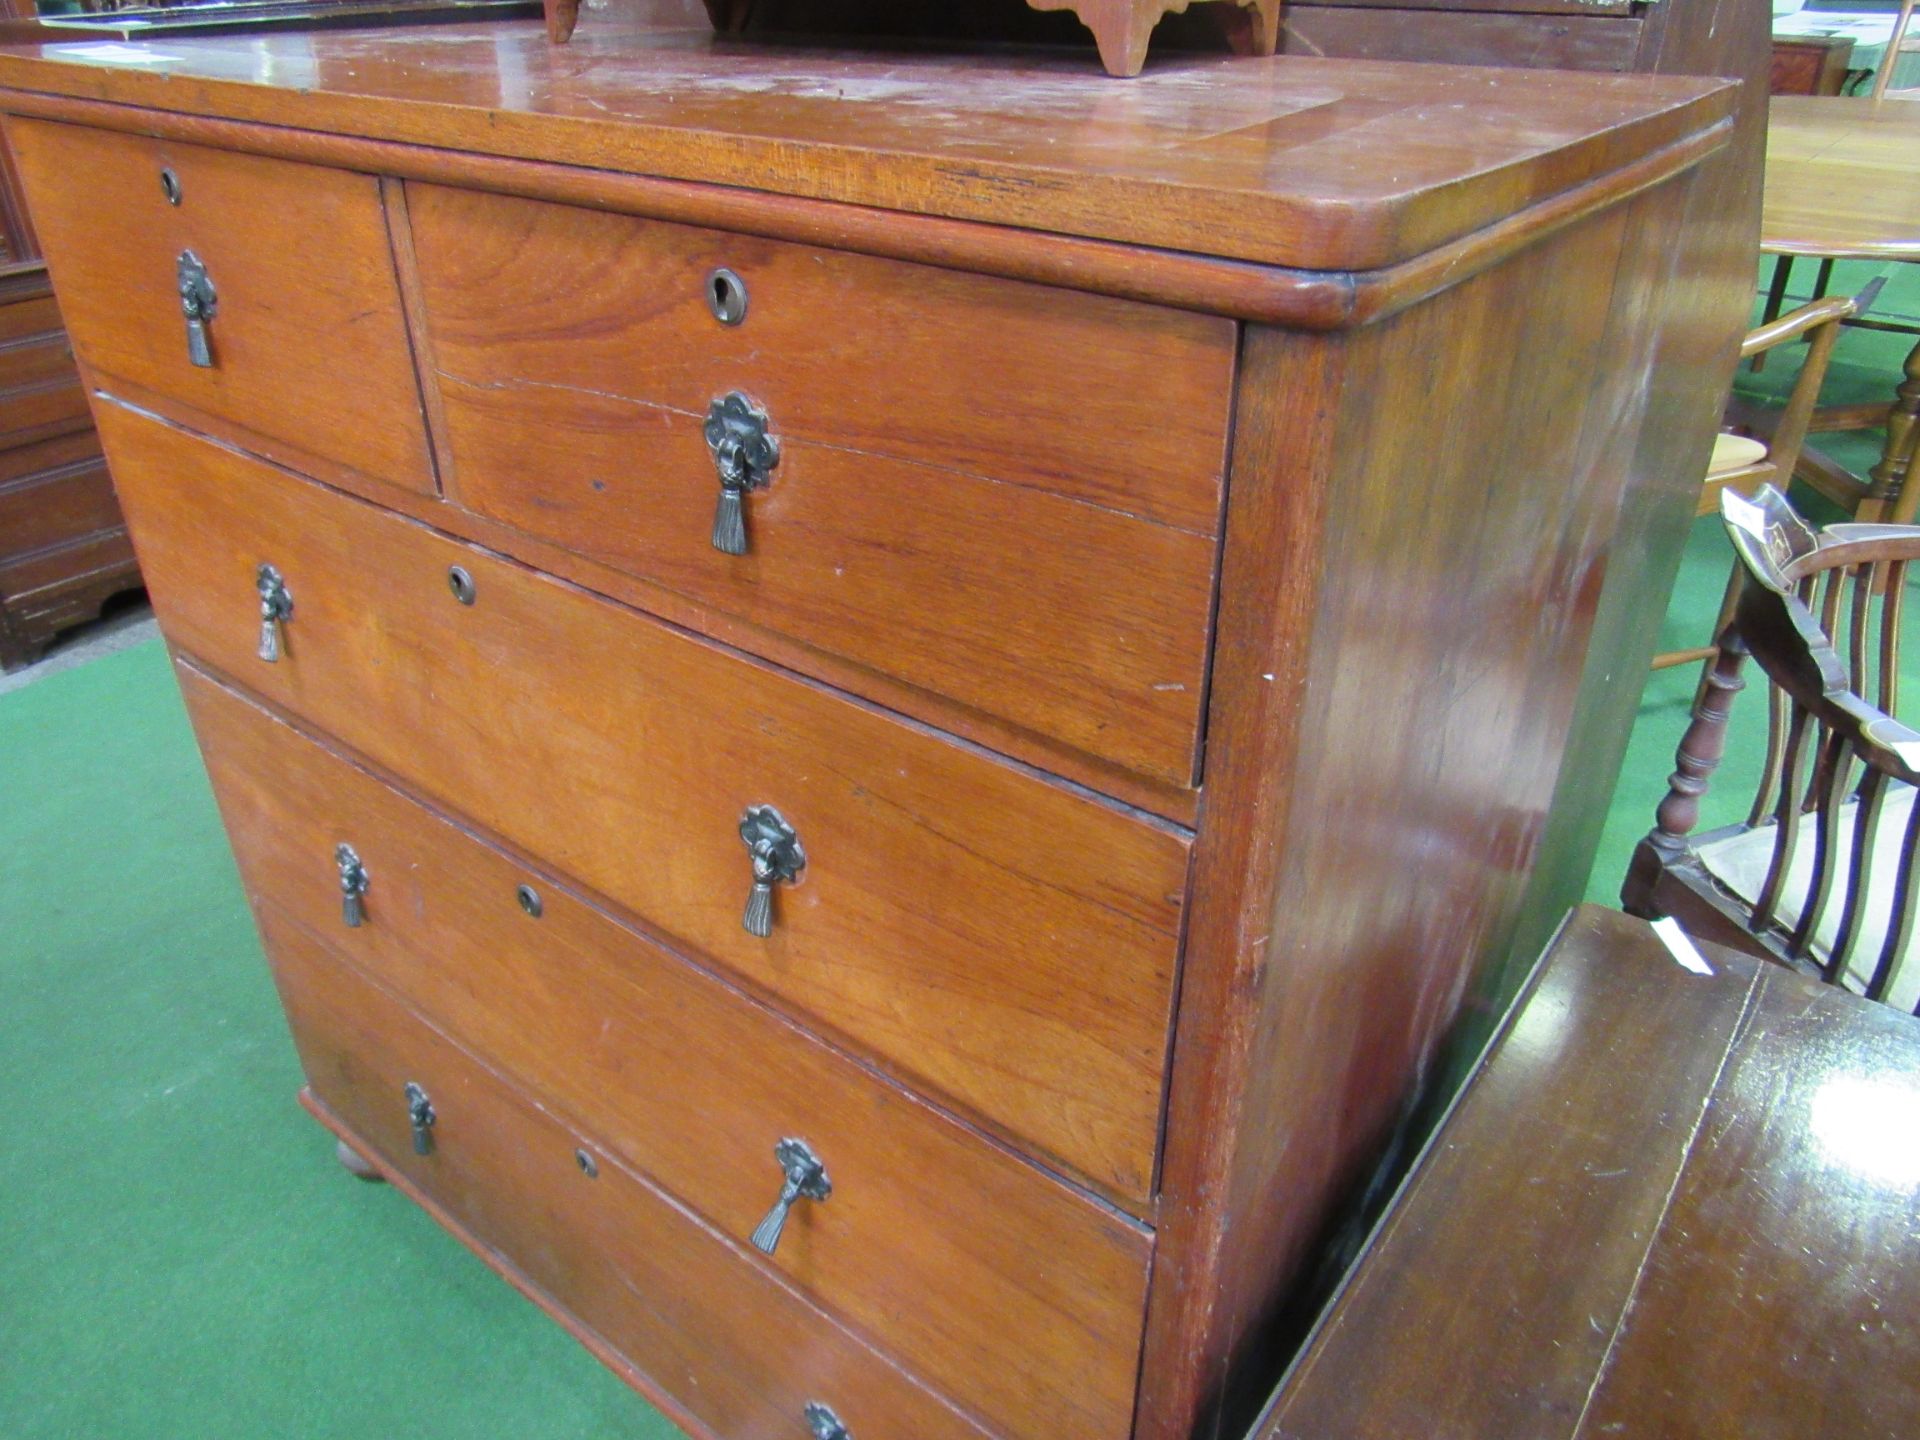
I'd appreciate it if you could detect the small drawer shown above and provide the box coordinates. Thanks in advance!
[0,448,116,561]
[262,905,998,1440]
[3,119,434,497]
[185,663,1152,1440]
[407,183,1233,789]
[102,401,1187,1213]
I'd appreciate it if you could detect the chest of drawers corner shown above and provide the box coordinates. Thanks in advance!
[0,31,1752,1440]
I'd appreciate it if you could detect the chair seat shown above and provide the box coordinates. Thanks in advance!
[1707,431,1769,477]
[1698,783,1920,1009]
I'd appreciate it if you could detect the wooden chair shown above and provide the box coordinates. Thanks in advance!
[1871,0,1917,101]
[1651,295,1855,670]
[1624,484,1920,1013]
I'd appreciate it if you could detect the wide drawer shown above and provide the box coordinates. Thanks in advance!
[406,183,1231,789]
[0,368,87,447]
[101,400,1187,1211]
[0,447,116,561]
[0,325,75,392]
[185,662,1153,1440]
[0,289,61,346]
[3,119,434,497]
[262,905,998,1440]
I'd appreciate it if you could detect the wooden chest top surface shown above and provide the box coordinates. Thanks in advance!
[0,22,1730,269]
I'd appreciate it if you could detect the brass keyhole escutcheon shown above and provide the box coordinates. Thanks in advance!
[706,267,747,325]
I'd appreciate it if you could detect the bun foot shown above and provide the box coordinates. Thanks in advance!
[335,1138,386,1182]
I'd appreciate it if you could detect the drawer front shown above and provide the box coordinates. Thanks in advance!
[185,664,1151,1440]
[0,527,134,613]
[0,453,116,561]
[0,369,87,446]
[261,906,999,1440]
[0,328,75,391]
[0,291,61,346]
[0,428,100,488]
[408,183,1233,531]
[4,119,433,496]
[408,184,1230,788]
[102,401,1186,1211]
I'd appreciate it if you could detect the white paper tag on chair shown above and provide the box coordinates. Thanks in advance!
[1651,916,1715,976]
[1721,489,1766,535]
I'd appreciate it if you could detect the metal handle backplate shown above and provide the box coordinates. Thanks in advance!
[704,392,779,555]
[750,1137,829,1255]
[739,805,804,937]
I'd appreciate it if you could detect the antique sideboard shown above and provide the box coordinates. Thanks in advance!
[0,25,1746,1440]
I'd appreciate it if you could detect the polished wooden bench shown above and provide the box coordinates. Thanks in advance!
[1259,903,1920,1439]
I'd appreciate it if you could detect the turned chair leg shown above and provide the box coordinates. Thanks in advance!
[1623,635,1750,915]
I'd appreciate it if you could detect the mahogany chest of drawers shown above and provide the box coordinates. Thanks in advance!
[0,25,1749,1440]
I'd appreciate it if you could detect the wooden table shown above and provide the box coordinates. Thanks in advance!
[1258,903,1920,1439]
[1765,94,1920,517]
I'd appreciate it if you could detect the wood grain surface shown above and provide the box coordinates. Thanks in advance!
[1260,904,1920,1439]
[0,240,132,669]
[0,25,1732,270]
[1281,4,1641,72]
[0,448,112,556]
[1764,95,1920,258]
[1137,167,1731,1439]
[1495,0,1770,1106]
[408,181,1228,786]
[3,118,434,495]
[264,909,1000,1440]
[185,663,1154,1440]
[101,400,1188,1211]
[76,356,1202,822]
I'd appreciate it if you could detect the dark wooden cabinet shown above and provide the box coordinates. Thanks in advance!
[0,51,138,672]
[0,25,1750,1440]
[1771,33,1856,96]
[0,259,137,670]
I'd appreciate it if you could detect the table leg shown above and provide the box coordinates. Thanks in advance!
[1756,256,1795,373]
[1873,334,1920,524]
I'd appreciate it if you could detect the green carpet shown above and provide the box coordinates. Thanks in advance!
[1,258,1914,1437]
[0,642,675,1438]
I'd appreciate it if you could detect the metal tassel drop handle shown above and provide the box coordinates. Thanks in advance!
[177,249,217,368]
[256,563,293,663]
[804,1402,851,1440]
[335,843,369,928]
[739,805,804,937]
[704,392,778,555]
[751,1137,830,1255]
[404,1081,436,1156]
